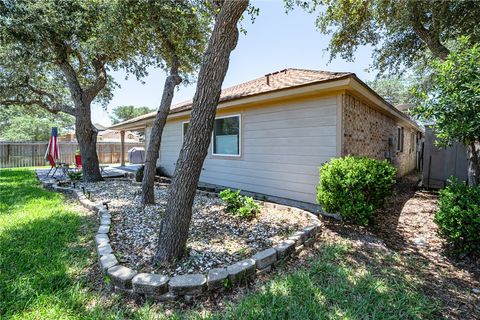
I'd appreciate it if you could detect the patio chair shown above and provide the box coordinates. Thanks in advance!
[46,154,60,177]
[75,154,82,171]
[75,154,106,174]
[46,155,70,178]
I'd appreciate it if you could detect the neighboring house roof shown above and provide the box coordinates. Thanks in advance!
[94,123,108,131]
[110,68,420,131]
[395,103,414,113]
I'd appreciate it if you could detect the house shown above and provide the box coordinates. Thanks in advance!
[110,68,423,208]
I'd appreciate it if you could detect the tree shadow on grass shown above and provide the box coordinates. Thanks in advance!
[0,211,87,317]
[320,222,480,319]
[0,169,61,215]
[349,240,479,319]
[369,174,420,250]
[212,241,440,320]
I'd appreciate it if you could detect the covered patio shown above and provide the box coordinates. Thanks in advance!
[108,114,153,166]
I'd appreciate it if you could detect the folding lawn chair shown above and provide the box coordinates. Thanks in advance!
[46,154,61,177]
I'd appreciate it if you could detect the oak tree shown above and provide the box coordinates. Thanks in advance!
[1,1,119,180]
[154,0,249,263]
[0,106,74,142]
[411,38,480,186]
[0,0,196,181]
[366,76,414,106]
[137,0,210,205]
[110,106,155,125]
[285,0,480,74]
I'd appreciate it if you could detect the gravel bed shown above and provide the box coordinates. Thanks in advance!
[81,180,311,276]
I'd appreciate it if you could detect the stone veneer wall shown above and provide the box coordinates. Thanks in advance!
[341,93,417,176]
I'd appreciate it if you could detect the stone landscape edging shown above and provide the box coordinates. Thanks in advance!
[45,180,322,301]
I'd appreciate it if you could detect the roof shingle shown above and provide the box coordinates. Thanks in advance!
[170,68,352,113]
[112,68,352,127]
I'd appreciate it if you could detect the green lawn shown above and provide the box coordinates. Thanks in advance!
[0,168,439,319]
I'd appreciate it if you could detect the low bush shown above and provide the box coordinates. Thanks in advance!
[219,188,259,219]
[155,166,167,177]
[316,156,397,225]
[435,178,480,254]
[135,165,144,182]
[67,171,82,181]
[135,166,166,182]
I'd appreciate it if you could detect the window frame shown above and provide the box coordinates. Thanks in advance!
[410,132,415,153]
[397,126,404,152]
[211,114,242,157]
[182,121,189,141]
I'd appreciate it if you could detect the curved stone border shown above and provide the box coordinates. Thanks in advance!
[45,180,322,301]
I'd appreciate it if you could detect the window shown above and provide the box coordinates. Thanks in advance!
[182,122,189,140]
[397,126,404,152]
[410,132,415,153]
[212,115,240,156]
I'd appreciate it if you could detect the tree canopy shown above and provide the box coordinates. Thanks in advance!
[0,106,74,141]
[366,76,414,106]
[285,0,480,74]
[0,0,209,181]
[411,37,480,184]
[411,38,480,147]
[110,105,155,124]
[0,0,208,114]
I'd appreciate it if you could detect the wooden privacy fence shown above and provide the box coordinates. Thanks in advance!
[0,141,144,168]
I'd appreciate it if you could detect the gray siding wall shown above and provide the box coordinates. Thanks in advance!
[156,96,338,204]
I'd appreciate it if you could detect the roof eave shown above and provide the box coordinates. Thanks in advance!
[107,76,353,130]
[347,76,423,132]
[108,74,423,133]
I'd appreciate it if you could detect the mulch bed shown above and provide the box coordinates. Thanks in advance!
[81,180,311,276]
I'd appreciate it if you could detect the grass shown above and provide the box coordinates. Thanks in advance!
[211,242,438,320]
[0,168,130,319]
[0,168,439,319]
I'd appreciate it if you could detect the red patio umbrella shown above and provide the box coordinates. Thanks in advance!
[45,127,60,176]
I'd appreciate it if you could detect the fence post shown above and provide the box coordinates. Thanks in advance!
[6,144,10,167]
[110,144,113,164]
[32,145,35,166]
[120,131,125,166]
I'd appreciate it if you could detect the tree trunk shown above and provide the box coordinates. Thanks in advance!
[154,0,249,263]
[75,101,103,182]
[58,57,104,182]
[141,65,182,205]
[468,141,480,186]
[408,1,450,61]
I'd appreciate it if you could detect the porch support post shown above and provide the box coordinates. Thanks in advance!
[120,130,125,166]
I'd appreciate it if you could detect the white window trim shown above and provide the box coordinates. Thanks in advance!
[182,121,189,140]
[397,126,404,152]
[211,114,242,157]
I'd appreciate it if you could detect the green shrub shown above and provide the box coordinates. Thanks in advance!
[67,171,82,181]
[135,165,144,182]
[316,156,397,225]
[155,166,167,177]
[136,166,166,182]
[219,188,259,219]
[435,178,480,254]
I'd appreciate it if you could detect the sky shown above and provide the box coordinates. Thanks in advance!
[92,0,375,126]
